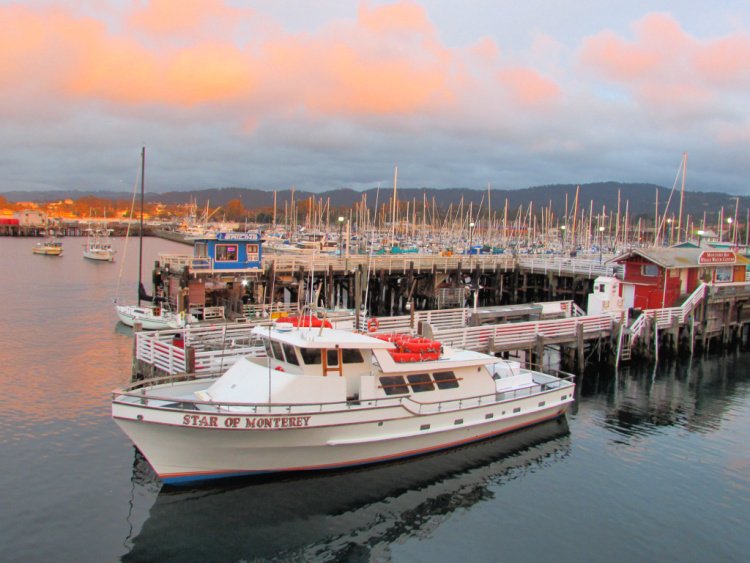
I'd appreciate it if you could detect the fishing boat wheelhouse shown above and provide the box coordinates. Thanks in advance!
[112,323,575,484]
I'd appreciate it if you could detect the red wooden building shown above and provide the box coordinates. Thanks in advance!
[609,247,749,310]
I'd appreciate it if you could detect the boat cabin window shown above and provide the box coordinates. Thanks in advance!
[263,338,273,358]
[433,371,460,390]
[326,349,339,367]
[282,343,300,365]
[341,349,364,364]
[271,340,284,361]
[380,376,409,396]
[215,244,238,262]
[300,347,321,365]
[407,373,434,393]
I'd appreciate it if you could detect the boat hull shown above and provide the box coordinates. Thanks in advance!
[32,247,63,256]
[83,249,115,261]
[112,389,573,484]
[115,304,184,330]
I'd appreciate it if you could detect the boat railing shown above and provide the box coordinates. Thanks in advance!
[113,383,407,414]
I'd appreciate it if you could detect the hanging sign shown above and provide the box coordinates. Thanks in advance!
[698,251,736,265]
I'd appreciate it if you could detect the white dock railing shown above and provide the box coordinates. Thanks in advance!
[159,252,628,279]
[516,255,622,278]
[432,314,614,352]
[628,283,707,343]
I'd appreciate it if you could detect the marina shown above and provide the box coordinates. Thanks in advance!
[1,236,748,561]
[4,1,750,560]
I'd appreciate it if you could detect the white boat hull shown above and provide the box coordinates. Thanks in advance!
[83,248,115,261]
[112,388,573,484]
[115,304,184,330]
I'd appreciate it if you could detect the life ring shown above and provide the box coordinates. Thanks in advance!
[367,318,380,332]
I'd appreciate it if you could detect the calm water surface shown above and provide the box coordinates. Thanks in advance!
[1,236,749,562]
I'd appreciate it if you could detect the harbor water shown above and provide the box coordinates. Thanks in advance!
[1,236,749,562]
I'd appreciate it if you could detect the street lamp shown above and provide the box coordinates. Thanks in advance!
[598,225,605,263]
[666,217,673,246]
[560,225,566,253]
[727,217,734,245]
[338,216,345,255]
[697,229,705,247]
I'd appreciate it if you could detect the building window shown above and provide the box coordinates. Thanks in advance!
[246,243,259,261]
[380,376,409,395]
[195,242,208,257]
[433,371,460,389]
[407,373,434,392]
[642,264,659,277]
[715,267,733,283]
[215,244,238,262]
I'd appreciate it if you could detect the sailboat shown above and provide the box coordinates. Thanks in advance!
[114,147,185,330]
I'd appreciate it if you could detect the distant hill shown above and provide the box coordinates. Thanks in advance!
[3,183,747,218]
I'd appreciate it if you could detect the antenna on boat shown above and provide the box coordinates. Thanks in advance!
[362,183,381,330]
[137,146,145,307]
[114,151,144,304]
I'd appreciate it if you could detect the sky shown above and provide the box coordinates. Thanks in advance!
[2,0,750,195]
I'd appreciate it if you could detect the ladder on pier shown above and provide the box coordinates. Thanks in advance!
[615,324,632,368]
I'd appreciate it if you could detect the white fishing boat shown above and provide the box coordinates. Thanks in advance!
[112,324,575,484]
[32,239,63,256]
[83,226,116,261]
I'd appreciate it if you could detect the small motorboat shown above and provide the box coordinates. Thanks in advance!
[32,239,63,256]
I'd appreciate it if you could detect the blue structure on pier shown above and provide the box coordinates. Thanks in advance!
[194,232,263,271]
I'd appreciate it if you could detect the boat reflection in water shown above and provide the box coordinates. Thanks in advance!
[123,417,570,562]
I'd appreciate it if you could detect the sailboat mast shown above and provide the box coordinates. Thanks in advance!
[138,146,145,307]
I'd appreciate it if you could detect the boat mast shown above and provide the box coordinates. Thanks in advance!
[138,146,145,307]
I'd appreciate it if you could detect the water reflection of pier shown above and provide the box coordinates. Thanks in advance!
[122,418,570,562]
[580,354,750,438]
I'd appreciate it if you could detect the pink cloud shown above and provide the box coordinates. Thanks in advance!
[497,67,560,107]
[579,12,750,109]
[0,1,565,127]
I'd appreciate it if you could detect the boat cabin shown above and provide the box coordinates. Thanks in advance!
[587,276,628,315]
[609,247,749,309]
[201,326,500,405]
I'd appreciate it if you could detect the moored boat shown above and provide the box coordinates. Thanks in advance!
[82,226,116,261]
[32,239,63,256]
[112,325,575,484]
[115,303,186,330]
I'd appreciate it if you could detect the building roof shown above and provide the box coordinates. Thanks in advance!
[609,247,750,268]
